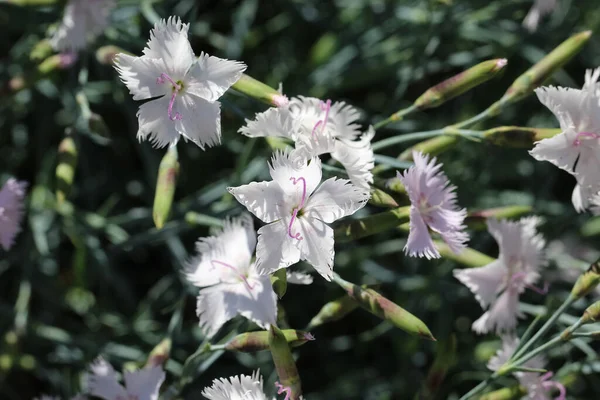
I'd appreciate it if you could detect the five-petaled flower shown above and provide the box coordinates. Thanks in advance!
[239,96,375,190]
[529,68,600,212]
[50,0,115,52]
[184,214,278,338]
[0,178,27,251]
[454,217,547,334]
[114,16,246,149]
[84,357,165,400]
[488,336,566,400]
[397,151,468,259]
[228,150,368,280]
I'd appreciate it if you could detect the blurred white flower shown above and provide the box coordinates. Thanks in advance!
[454,217,546,334]
[397,151,468,259]
[530,68,600,211]
[239,97,375,190]
[84,357,164,400]
[228,150,368,280]
[114,16,246,148]
[523,0,558,32]
[184,214,277,338]
[34,395,86,400]
[201,370,269,400]
[50,0,115,52]
[0,178,27,251]
[488,336,566,400]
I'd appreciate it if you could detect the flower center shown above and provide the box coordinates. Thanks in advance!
[288,176,307,241]
[211,260,255,291]
[311,99,332,140]
[509,269,548,295]
[156,73,183,121]
[573,131,600,146]
[417,193,442,224]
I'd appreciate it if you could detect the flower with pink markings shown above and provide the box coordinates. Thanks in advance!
[0,178,27,251]
[228,150,368,280]
[397,151,468,259]
[488,336,566,400]
[50,0,115,52]
[184,214,277,338]
[114,16,246,149]
[454,217,546,334]
[84,357,164,400]
[238,97,375,190]
[529,68,600,212]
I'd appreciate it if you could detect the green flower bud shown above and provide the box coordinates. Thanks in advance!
[225,329,314,353]
[478,385,526,400]
[432,240,494,268]
[571,258,600,299]
[398,135,458,161]
[333,274,435,340]
[334,206,410,242]
[483,126,561,148]
[145,338,171,367]
[271,269,288,298]
[502,31,592,103]
[581,300,600,324]
[369,187,399,208]
[232,74,288,107]
[96,45,132,65]
[306,295,359,329]
[466,206,533,230]
[56,136,78,206]
[30,39,53,61]
[269,325,302,399]
[414,59,507,110]
[152,147,179,229]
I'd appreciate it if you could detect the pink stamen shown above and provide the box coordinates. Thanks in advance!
[510,271,549,295]
[310,99,332,140]
[304,332,316,341]
[275,382,292,400]
[156,73,183,121]
[288,177,307,241]
[540,372,566,400]
[211,260,256,291]
[573,131,600,146]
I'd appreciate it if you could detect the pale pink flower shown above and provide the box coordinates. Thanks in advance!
[228,150,368,280]
[530,68,600,211]
[0,178,27,251]
[84,357,164,400]
[454,217,546,334]
[397,151,468,259]
[114,16,246,148]
[488,336,566,400]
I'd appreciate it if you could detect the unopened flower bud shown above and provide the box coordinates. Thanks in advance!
[96,45,131,65]
[55,136,78,206]
[226,329,314,353]
[483,126,561,148]
[502,31,592,104]
[334,206,410,242]
[581,300,600,324]
[571,257,600,299]
[269,325,302,399]
[432,240,494,268]
[38,53,77,75]
[466,206,533,229]
[271,269,288,298]
[306,295,359,329]
[414,59,507,110]
[369,187,399,208]
[333,275,435,340]
[398,135,458,161]
[478,386,527,400]
[152,146,179,229]
[145,337,171,367]
[231,74,286,107]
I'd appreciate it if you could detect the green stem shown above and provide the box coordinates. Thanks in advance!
[458,375,497,400]
[451,99,503,129]
[503,335,563,375]
[510,294,575,362]
[371,129,483,151]
[373,104,419,130]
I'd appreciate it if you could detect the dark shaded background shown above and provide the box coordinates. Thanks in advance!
[2,0,600,399]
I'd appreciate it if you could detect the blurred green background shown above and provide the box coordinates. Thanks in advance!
[2,0,600,399]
